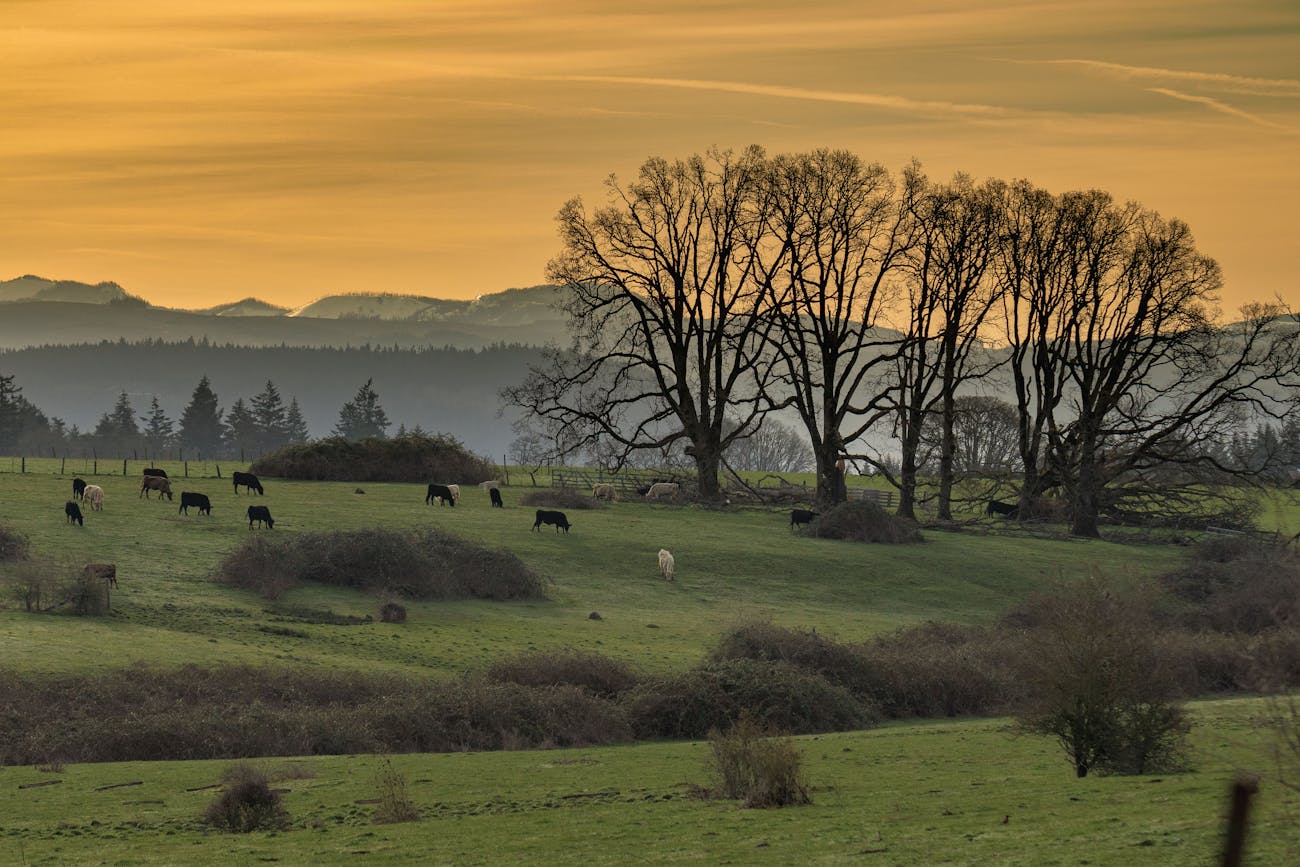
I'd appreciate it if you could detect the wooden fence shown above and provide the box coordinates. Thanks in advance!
[551,466,896,508]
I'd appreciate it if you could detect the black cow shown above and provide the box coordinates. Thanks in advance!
[489,487,504,508]
[233,472,264,495]
[532,509,571,534]
[790,508,819,530]
[986,499,1020,519]
[72,477,87,500]
[65,501,84,526]
[247,505,274,529]
[142,467,169,479]
[179,492,212,516]
[426,483,456,507]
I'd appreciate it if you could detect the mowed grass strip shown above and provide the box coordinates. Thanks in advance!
[0,697,1295,865]
[0,471,1182,677]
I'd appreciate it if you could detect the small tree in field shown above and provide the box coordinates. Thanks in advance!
[1015,577,1190,777]
[334,378,391,441]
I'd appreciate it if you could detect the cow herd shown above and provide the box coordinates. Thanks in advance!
[63,469,274,532]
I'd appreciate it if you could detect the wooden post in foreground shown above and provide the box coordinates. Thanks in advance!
[1221,776,1258,867]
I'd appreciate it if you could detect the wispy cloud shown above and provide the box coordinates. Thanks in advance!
[1147,87,1289,130]
[1023,59,1300,97]
[542,74,1020,119]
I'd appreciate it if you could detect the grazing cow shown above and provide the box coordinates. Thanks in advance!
[179,491,212,516]
[986,499,1020,519]
[790,508,819,530]
[593,483,617,501]
[83,562,117,588]
[532,509,571,534]
[489,487,504,508]
[72,477,87,500]
[447,484,461,504]
[233,471,264,495]
[83,484,105,511]
[645,482,679,501]
[142,467,168,479]
[247,505,274,529]
[65,501,84,526]
[140,475,174,501]
[658,548,675,581]
[426,483,456,507]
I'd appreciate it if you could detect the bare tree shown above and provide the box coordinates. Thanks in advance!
[876,174,1002,519]
[724,417,815,473]
[505,147,783,500]
[917,395,1019,476]
[762,150,918,506]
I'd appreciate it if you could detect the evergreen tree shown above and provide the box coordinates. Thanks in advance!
[284,397,311,444]
[143,395,175,457]
[250,380,289,451]
[93,391,140,456]
[224,398,258,457]
[333,378,391,440]
[0,371,22,452]
[179,375,225,457]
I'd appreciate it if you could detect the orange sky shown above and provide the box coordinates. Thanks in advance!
[2,0,1297,310]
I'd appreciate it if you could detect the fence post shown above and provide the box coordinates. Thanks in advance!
[21,456,25,473]
[185,461,189,478]
[61,457,66,475]
[123,458,128,476]
[216,464,222,479]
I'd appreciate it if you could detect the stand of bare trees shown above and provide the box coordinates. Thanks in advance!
[505,146,1300,533]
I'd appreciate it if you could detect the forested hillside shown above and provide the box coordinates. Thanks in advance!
[0,340,544,460]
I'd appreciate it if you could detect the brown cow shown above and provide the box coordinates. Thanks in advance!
[140,475,173,501]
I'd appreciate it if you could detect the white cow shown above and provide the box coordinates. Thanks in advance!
[658,548,675,581]
[447,484,461,503]
[593,483,617,501]
[83,484,105,512]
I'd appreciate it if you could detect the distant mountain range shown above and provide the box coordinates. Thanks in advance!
[0,275,572,350]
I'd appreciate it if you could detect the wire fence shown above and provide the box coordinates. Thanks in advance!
[0,455,250,480]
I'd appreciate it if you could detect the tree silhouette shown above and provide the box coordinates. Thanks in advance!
[224,398,258,456]
[334,378,390,440]
[179,375,225,457]
[284,397,311,444]
[143,395,174,457]
[250,380,289,451]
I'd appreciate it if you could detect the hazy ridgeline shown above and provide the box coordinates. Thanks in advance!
[0,339,545,460]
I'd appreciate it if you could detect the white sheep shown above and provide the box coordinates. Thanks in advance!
[657,548,675,581]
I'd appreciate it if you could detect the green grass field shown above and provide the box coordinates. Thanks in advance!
[1,697,1295,865]
[2,467,1297,865]
[0,468,1188,677]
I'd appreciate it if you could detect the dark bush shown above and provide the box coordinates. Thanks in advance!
[706,714,811,808]
[250,432,496,483]
[625,658,875,740]
[205,763,289,832]
[520,490,605,510]
[709,621,874,696]
[0,525,29,561]
[484,650,640,697]
[1158,540,1299,633]
[809,501,923,544]
[379,602,407,623]
[58,568,109,616]
[215,528,546,601]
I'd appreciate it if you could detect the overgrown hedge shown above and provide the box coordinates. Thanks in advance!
[215,529,546,601]
[249,432,496,483]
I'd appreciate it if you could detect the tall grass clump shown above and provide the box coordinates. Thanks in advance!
[250,432,496,483]
[371,756,420,824]
[0,524,29,561]
[204,763,289,833]
[215,528,545,601]
[705,713,811,808]
[810,501,923,544]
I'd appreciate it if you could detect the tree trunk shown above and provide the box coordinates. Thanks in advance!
[813,441,844,508]
[692,441,723,501]
[1070,425,1102,538]
[897,430,920,520]
[937,388,956,520]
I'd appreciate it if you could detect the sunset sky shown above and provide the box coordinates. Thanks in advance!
[2,0,1297,310]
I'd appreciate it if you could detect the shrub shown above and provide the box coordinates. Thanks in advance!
[809,501,923,544]
[625,658,875,740]
[706,713,810,808]
[1013,576,1192,777]
[205,763,289,832]
[4,562,56,611]
[484,650,640,697]
[58,568,109,616]
[371,756,420,824]
[215,529,546,601]
[250,432,496,483]
[0,525,29,561]
[520,490,605,510]
[709,621,874,696]
[379,601,407,623]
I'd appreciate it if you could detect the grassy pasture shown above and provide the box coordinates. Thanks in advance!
[0,470,1184,677]
[0,697,1295,865]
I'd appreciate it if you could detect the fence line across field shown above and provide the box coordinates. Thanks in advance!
[0,455,248,480]
[551,466,897,508]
